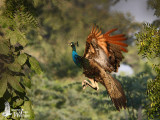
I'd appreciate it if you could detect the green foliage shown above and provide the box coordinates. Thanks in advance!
[7,75,24,92]
[4,0,38,27]
[29,56,42,74]
[17,53,27,65]
[135,23,160,73]
[27,70,152,120]
[23,76,31,88]
[136,24,160,60]
[21,100,35,119]
[147,76,160,119]
[0,0,41,119]
[0,42,9,55]
[138,2,160,117]
[113,72,153,120]
[136,23,160,119]
[147,0,160,17]
[0,74,7,98]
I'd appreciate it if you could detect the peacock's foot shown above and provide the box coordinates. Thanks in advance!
[82,79,99,91]
[82,80,88,90]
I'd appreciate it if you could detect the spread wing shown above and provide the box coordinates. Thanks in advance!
[83,25,128,73]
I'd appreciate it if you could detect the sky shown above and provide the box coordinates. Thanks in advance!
[113,64,134,76]
[111,0,158,23]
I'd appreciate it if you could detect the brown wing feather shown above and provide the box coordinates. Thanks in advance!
[103,29,128,52]
[88,59,127,111]
[83,25,128,72]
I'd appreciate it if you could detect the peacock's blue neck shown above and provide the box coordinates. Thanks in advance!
[72,46,76,52]
[72,46,82,67]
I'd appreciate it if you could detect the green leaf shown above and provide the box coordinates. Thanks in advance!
[12,98,24,108]
[18,36,28,46]
[0,74,7,97]
[17,53,27,65]
[22,76,31,88]
[8,29,28,46]
[10,34,18,45]
[0,42,9,55]
[29,57,42,74]
[21,101,34,120]
[7,75,24,92]
[17,32,28,46]
[8,61,21,72]
[8,30,18,45]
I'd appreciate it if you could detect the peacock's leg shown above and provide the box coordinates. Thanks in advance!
[82,79,99,90]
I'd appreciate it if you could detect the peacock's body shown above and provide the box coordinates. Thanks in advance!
[69,26,128,111]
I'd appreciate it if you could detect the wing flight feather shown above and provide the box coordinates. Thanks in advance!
[83,25,128,72]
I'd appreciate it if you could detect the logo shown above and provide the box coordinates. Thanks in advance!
[2,102,12,117]
[2,102,30,118]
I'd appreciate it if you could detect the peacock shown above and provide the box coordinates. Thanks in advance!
[68,25,128,111]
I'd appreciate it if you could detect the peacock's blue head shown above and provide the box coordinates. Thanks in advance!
[68,41,79,51]
[68,41,79,48]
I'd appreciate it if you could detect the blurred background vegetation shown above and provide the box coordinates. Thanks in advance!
[0,0,159,120]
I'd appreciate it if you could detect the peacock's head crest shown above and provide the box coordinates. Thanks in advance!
[68,41,79,48]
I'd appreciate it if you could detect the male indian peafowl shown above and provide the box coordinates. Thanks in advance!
[68,25,128,111]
